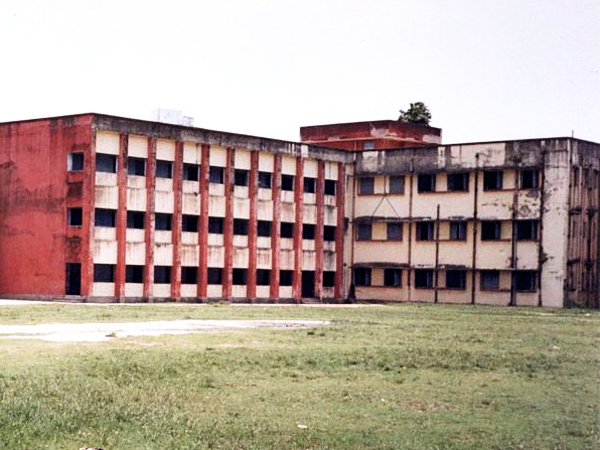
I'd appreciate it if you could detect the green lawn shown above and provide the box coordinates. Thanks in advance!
[0,303,598,450]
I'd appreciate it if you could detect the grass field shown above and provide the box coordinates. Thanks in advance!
[0,303,598,450]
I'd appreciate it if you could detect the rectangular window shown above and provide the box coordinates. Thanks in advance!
[209,217,224,234]
[384,268,402,287]
[96,154,117,173]
[516,220,538,241]
[154,266,171,284]
[181,267,197,284]
[324,225,336,241]
[128,157,146,176]
[304,177,316,193]
[323,271,335,287]
[480,270,500,290]
[209,166,224,184]
[257,220,272,237]
[155,213,172,231]
[353,268,371,286]
[520,170,538,189]
[414,269,434,288]
[280,270,293,286]
[417,174,436,193]
[94,264,115,282]
[234,169,248,187]
[183,163,199,181]
[514,271,537,292]
[449,222,467,241]
[68,153,84,171]
[324,180,336,196]
[95,208,116,227]
[66,263,81,295]
[481,221,502,240]
[233,219,248,235]
[356,223,372,241]
[363,141,375,150]
[207,268,222,285]
[302,224,315,240]
[483,171,503,190]
[256,269,270,286]
[416,222,434,241]
[389,175,405,194]
[182,215,199,232]
[358,177,374,195]
[280,222,294,238]
[387,222,403,240]
[258,171,272,189]
[127,211,145,229]
[446,270,466,289]
[68,207,82,226]
[232,268,247,285]
[281,174,294,191]
[156,160,173,179]
[125,265,144,284]
[447,173,469,192]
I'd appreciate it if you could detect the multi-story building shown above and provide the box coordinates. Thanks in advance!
[0,113,597,308]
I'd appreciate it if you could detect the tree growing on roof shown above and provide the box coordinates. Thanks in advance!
[398,102,432,125]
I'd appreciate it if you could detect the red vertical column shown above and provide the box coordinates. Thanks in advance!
[143,138,157,301]
[314,160,325,300]
[247,151,259,300]
[171,141,183,301]
[292,157,304,300]
[115,134,128,302]
[197,144,210,299]
[334,162,345,300]
[222,147,234,299]
[82,131,96,298]
[270,154,281,299]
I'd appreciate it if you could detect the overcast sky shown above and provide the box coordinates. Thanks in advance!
[1,0,598,144]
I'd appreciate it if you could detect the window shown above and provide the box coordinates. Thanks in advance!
[234,169,248,187]
[207,268,222,285]
[257,220,272,237]
[414,269,434,288]
[156,160,172,178]
[325,180,336,196]
[446,270,466,289]
[154,266,171,284]
[182,215,199,232]
[68,153,84,171]
[323,271,335,287]
[234,219,248,235]
[155,213,172,231]
[66,263,81,295]
[209,166,224,184]
[516,220,538,241]
[417,174,436,193]
[232,268,247,285]
[280,222,294,238]
[128,157,146,176]
[304,177,316,193]
[447,173,469,192]
[324,225,336,241]
[363,141,375,150]
[302,224,315,240]
[281,174,294,191]
[183,163,199,181]
[94,264,115,282]
[181,267,197,284]
[481,221,501,240]
[384,269,402,287]
[126,265,144,284]
[258,171,272,189]
[514,271,537,292]
[389,175,405,194]
[520,170,538,189]
[480,270,499,290]
[358,177,374,195]
[483,171,503,190]
[96,154,116,173]
[387,222,403,240]
[209,217,224,234]
[95,208,116,227]
[416,222,434,241]
[356,223,372,241]
[68,207,82,226]
[353,268,371,286]
[280,270,293,286]
[449,222,467,241]
[127,211,145,229]
[257,269,270,286]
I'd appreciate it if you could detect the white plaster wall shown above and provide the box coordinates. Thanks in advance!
[181,285,197,298]
[208,234,224,246]
[154,244,173,265]
[257,249,271,268]
[476,243,512,269]
[93,282,115,296]
[233,198,250,218]
[94,227,116,241]
[93,240,117,264]
[153,284,171,298]
[325,162,338,179]
[209,196,226,216]
[411,242,436,266]
[182,244,199,266]
[234,186,249,199]
[259,153,274,171]
[128,135,148,158]
[478,191,514,220]
[279,286,292,298]
[124,283,144,297]
[303,204,316,224]
[182,232,198,246]
[303,193,316,205]
[438,241,472,266]
[281,156,296,174]
[96,132,120,155]
[516,242,539,269]
[156,139,175,161]
[95,172,117,187]
[155,191,174,213]
[209,184,225,196]
[257,237,271,249]
[304,159,318,177]
[183,193,200,215]
[302,251,316,270]
[280,249,294,269]
[302,240,315,251]
[155,177,173,193]
[235,149,251,169]
[233,248,249,268]
[208,247,224,266]
[324,206,337,226]
[232,285,247,298]
[183,142,200,164]
[183,180,199,194]
[256,286,270,298]
[210,146,227,166]
[257,201,273,220]
[126,242,145,265]
[127,188,146,211]
[126,229,145,243]
[95,186,118,209]
[233,235,248,248]
[155,230,172,244]
[207,285,222,298]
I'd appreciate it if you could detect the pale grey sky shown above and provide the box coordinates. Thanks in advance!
[1,0,598,144]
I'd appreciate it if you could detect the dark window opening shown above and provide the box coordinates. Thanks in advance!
[209,166,224,184]
[94,264,115,283]
[207,268,222,285]
[354,268,371,286]
[281,222,294,238]
[257,220,272,237]
[233,219,248,235]
[128,157,146,176]
[66,263,81,295]
[281,174,294,191]
[68,153,84,171]
[481,221,502,240]
[325,180,336,196]
[415,269,434,288]
[280,270,293,286]
[323,271,335,287]
[183,163,199,181]
[480,270,500,290]
[232,268,247,285]
[154,266,171,284]
[483,171,503,190]
[181,267,197,284]
[387,222,403,240]
[234,169,248,187]
[520,170,538,189]
[182,215,199,232]
[449,222,467,241]
[127,211,145,229]
[446,270,466,289]
[417,174,436,193]
[516,220,538,241]
[95,208,116,227]
[68,207,82,226]
[324,225,336,241]
[258,171,272,189]
[384,268,402,287]
[447,173,469,192]
[156,160,173,179]
[96,154,117,173]
[302,224,315,240]
[257,269,270,286]
[155,213,172,231]
[514,271,537,292]
[358,177,374,195]
[389,175,405,194]
[356,223,372,241]
[363,141,375,150]
[209,217,224,234]
[304,177,316,193]
[416,222,434,241]
[126,265,144,284]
